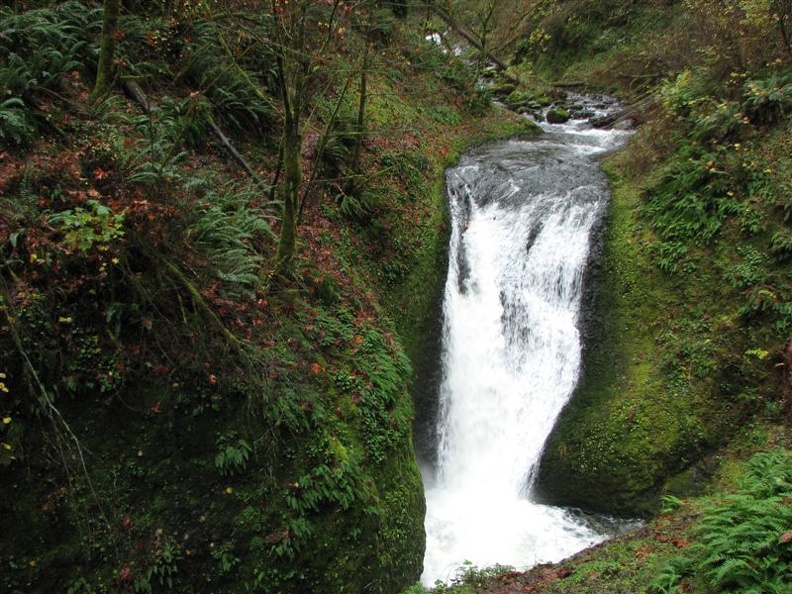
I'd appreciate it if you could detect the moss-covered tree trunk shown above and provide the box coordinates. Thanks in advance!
[270,0,310,279]
[269,0,345,278]
[774,0,792,57]
[346,38,369,200]
[273,109,302,277]
[90,0,120,103]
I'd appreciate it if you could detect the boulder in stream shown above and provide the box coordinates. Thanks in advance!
[546,107,572,124]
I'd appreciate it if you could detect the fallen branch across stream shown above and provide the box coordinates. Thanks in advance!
[591,93,657,128]
[429,6,520,85]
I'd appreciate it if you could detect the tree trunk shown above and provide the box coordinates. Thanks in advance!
[348,40,369,198]
[775,0,792,58]
[269,0,340,278]
[91,0,121,103]
[273,111,301,278]
[781,341,792,423]
[474,2,495,81]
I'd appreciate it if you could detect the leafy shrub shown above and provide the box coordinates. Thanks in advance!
[427,562,515,593]
[408,33,476,93]
[134,534,182,592]
[514,27,552,64]
[215,432,252,476]
[742,72,792,126]
[48,199,126,253]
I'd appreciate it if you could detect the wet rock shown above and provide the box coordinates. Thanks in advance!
[571,108,595,119]
[503,89,535,111]
[546,107,571,124]
[614,118,635,130]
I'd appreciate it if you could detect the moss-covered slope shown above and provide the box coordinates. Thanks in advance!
[0,2,536,592]
[502,0,792,515]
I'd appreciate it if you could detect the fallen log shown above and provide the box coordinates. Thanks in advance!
[207,119,261,184]
[122,79,263,185]
[429,6,520,85]
[591,93,656,128]
[122,79,151,114]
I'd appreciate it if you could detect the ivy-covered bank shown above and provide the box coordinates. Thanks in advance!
[0,2,536,592]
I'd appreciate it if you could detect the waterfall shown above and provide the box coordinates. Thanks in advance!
[421,114,630,585]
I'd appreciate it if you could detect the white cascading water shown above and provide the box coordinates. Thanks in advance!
[422,111,630,586]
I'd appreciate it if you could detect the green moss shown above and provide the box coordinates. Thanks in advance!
[535,110,791,516]
[503,90,536,111]
[535,151,743,516]
[546,107,571,123]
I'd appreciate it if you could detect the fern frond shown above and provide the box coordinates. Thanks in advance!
[186,182,276,298]
[0,97,36,146]
[0,1,101,96]
[711,557,756,588]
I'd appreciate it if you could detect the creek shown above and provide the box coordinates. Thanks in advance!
[420,102,631,585]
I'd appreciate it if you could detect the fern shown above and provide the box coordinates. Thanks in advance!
[173,17,276,135]
[742,73,792,126]
[710,557,756,588]
[0,2,101,95]
[770,229,792,261]
[662,450,792,593]
[0,2,101,145]
[115,100,195,186]
[187,182,276,298]
[0,98,35,146]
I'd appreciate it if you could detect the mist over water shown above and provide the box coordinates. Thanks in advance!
[421,117,630,586]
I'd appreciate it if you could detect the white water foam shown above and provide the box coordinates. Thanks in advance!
[421,121,628,586]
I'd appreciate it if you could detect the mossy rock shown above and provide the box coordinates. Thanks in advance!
[503,90,536,111]
[491,82,518,97]
[546,107,571,123]
[533,154,755,517]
